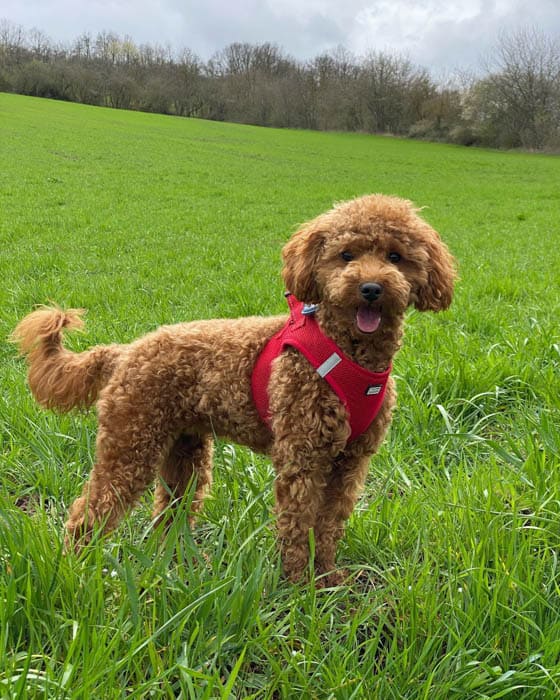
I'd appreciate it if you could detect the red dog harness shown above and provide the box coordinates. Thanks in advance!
[251,294,391,442]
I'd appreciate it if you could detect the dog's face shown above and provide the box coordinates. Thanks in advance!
[282,195,456,337]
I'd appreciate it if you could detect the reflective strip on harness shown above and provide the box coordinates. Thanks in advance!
[317,352,342,378]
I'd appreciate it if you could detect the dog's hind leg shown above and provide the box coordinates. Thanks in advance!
[65,432,172,548]
[152,433,214,530]
[64,382,182,548]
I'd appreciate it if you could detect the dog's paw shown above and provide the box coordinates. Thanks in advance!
[312,567,350,588]
[64,497,96,553]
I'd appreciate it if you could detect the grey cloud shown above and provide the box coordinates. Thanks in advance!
[1,0,559,71]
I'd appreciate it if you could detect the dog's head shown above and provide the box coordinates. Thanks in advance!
[282,195,456,336]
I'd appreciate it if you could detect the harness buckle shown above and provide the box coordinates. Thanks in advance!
[301,303,319,316]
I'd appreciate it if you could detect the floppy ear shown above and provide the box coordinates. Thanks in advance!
[415,230,457,312]
[281,222,325,303]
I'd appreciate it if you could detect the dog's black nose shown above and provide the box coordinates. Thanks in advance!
[360,282,383,302]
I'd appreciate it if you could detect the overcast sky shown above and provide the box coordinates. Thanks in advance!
[2,0,560,73]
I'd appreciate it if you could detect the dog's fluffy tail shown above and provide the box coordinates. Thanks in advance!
[11,306,125,412]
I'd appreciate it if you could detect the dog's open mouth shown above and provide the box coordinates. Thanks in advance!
[356,305,382,333]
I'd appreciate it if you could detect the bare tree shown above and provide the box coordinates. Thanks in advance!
[170,49,204,117]
[207,42,296,126]
[470,28,560,148]
[28,28,52,62]
[71,32,93,61]
[0,19,27,65]
[357,51,433,134]
[308,47,361,130]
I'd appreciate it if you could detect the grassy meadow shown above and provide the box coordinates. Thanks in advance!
[1,91,560,698]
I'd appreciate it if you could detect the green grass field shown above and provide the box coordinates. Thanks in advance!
[1,92,560,698]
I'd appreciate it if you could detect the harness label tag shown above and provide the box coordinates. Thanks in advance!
[366,384,383,396]
[317,352,342,378]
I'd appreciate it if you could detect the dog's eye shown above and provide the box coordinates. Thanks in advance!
[341,251,354,262]
[388,252,401,264]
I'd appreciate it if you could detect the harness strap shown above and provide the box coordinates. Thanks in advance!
[251,294,391,442]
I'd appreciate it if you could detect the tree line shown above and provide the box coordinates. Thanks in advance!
[1,19,559,151]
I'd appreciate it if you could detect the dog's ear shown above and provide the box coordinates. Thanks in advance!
[415,229,457,312]
[281,222,325,303]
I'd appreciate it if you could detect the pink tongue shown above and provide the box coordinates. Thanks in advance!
[356,306,381,333]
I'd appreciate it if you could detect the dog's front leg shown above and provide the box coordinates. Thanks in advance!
[268,354,349,583]
[312,453,372,585]
[272,449,330,584]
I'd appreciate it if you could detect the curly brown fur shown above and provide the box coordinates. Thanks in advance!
[12,194,456,585]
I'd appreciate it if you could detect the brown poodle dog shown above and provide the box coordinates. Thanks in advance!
[12,194,455,585]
